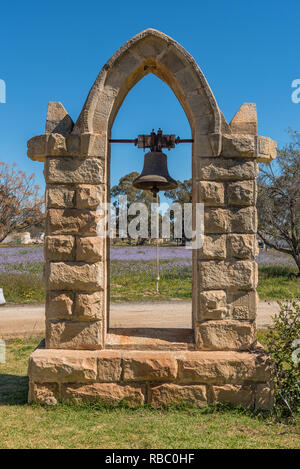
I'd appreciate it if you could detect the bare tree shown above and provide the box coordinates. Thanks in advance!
[0,162,44,243]
[257,131,300,274]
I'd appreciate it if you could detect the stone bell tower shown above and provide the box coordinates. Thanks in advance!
[27,29,276,408]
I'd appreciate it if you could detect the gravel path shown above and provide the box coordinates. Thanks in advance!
[0,300,280,339]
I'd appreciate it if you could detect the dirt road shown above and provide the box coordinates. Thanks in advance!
[0,300,280,339]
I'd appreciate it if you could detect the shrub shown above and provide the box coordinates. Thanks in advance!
[265,301,300,415]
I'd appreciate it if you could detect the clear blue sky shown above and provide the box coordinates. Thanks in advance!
[0,0,299,195]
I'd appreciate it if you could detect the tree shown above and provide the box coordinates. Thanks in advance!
[111,172,155,243]
[257,131,300,274]
[0,162,44,243]
[164,179,192,242]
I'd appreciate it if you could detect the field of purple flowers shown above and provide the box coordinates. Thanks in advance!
[0,245,299,303]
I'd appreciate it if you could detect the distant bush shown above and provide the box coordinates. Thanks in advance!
[265,301,300,415]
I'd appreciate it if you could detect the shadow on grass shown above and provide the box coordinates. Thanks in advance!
[0,374,28,405]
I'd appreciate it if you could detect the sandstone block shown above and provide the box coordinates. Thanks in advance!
[46,291,74,320]
[229,103,257,135]
[222,134,255,158]
[176,351,272,384]
[228,181,255,206]
[45,157,104,184]
[61,383,145,405]
[66,135,81,155]
[75,291,104,321]
[76,184,104,209]
[198,260,256,290]
[123,352,177,381]
[80,133,106,157]
[198,158,257,181]
[196,320,256,351]
[47,133,67,155]
[28,348,97,382]
[149,383,207,407]
[45,235,75,261]
[76,236,103,262]
[198,181,224,206]
[47,186,75,208]
[204,208,228,233]
[255,136,277,163]
[211,384,254,408]
[97,351,122,382]
[227,234,255,259]
[27,134,47,162]
[47,208,100,236]
[227,290,258,320]
[46,102,74,135]
[198,234,226,260]
[29,382,59,405]
[230,207,257,233]
[46,320,103,349]
[47,262,103,291]
[198,290,227,320]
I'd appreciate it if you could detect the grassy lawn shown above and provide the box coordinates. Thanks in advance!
[0,246,299,303]
[0,338,299,449]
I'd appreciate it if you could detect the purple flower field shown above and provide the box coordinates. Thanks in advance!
[0,245,295,276]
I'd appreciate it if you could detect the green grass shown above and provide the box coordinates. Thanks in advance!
[0,263,299,304]
[0,338,299,449]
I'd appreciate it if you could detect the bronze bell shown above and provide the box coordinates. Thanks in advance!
[132,150,178,194]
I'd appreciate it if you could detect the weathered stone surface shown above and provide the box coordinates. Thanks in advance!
[46,102,74,135]
[228,181,255,206]
[227,290,258,320]
[196,320,256,351]
[61,383,145,405]
[149,383,207,407]
[227,234,255,259]
[47,133,68,155]
[66,134,81,155]
[230,207,257,234]
[45,235,75,261]
[255,383,275,410]
[47,262,103,291]
[47,209,100,236]
[198,181,224,206]
[198,290,227,320]
[46,320,103,349]
[77,185,104,209]
[80,133,106,157]
[198,234,226,260]
[123,352,177,381]
[47,186,75,208]
[255,136,277,163]
[211,384,254,408]
[76,237,103,262]
[46,291,74,320]
[75,291,104,321]
[229,103,257,135]
[176,351,272,384]
[97,351,122,382]
[198,260,256,290]
[222,134,255,158]
[28,347,97,382]
[45,157,104,184]
[198,158,257,181]
[204,208,228,233]
[27,134,47,162]
[29,382,59,405]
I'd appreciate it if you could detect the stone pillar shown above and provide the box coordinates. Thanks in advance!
[28,124,108,350]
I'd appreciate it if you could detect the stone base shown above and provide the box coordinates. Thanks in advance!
[28,340,274,409]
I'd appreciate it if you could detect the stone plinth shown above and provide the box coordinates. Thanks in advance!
[28,340,274,409]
